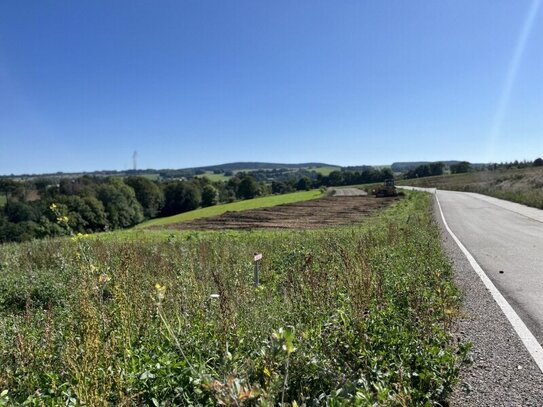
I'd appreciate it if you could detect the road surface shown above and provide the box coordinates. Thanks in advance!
[404,187,543,344]
[438,190,543,343]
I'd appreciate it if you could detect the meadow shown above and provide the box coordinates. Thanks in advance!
[136,189,324,228]
[0,192,465,405]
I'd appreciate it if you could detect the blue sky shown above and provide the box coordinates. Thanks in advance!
[1,1,542,175]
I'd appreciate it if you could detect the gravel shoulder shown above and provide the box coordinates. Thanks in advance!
[433,197,543,406]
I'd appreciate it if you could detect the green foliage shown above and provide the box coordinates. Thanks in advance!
[0,192,465,405]
[54,195,108,232]
[96,178,144,229]
[162,182,202,216]
[125,176,165,218]
[450,161,471,174]
[295,177,311,191]
[405,162,445,179]
[201,185,219,207]
[237,176,260,200]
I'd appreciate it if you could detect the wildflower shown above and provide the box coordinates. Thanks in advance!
[155,283,166,301]
[98,273,111,283]
[50,203,57,210]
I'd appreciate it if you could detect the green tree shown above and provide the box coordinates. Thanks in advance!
[237,176,259,200]
[55,195,108,232]
[162,182,202,216]
[0,178,18,203]
[125,176,164,218]
[450,161,471,174]
[327,171,344,186]
[201,185,219,207]
[296,177,312,191]
[96,178,144,229]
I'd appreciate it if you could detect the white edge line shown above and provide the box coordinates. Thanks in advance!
[434,189,543,373]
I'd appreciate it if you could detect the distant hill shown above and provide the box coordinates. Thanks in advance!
[391,161,485,172]
[4,162,341,180]
[186,162,339,172]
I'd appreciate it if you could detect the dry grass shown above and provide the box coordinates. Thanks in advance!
[397,166,543,209]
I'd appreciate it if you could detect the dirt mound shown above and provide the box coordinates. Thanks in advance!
[153,195,400,231]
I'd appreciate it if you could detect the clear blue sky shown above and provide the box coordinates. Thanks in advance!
[1,1,542,175]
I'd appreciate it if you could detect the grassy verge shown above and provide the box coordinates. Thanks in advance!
[136,189,323,228]
[0,192,465,405]
[397,166,543,209]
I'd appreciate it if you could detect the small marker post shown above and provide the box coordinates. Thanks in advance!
[254,253,262,287]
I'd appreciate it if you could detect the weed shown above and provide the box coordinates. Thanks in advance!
[0,192,465,405]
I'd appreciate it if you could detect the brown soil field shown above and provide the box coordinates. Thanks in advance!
[154,195,401,231]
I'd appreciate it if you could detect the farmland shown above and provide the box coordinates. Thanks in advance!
[151,195,398,231]
[0,191,464,405]
[137,189,324,228]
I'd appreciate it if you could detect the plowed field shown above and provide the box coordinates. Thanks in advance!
[153,195,400,231]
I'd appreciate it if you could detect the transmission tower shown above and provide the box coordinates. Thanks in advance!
[133,151,138,171]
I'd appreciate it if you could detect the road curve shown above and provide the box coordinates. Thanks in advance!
[401,187,543,403]
[436,190,543,344]
[402,186,543,343]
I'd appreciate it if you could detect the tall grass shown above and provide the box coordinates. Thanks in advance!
[0,192,465,405]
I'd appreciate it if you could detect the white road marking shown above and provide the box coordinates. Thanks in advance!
[434,189,543,373]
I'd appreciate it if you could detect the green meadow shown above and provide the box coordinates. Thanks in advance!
[0,192,465,405]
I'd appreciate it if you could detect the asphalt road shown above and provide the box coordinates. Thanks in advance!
[401,187,543,344]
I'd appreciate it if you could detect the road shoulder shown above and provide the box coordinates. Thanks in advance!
[433,197,543,406]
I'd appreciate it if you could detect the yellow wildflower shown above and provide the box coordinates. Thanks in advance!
[98,273,111,283]
[155,283,166,300]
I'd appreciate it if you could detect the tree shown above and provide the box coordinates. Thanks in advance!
[271,181,292,194]
[0,178,18,203]
[429,162,445,176]
[450,161,471,174]
[162,182,201,216]
[237,176,259,200]
[55,195,108,232]
[4,201,39,223]
[125,176,164,218]
[296,177,312,191]
[96,178,144,229]
[327,171,344,186]
[201,185,219,207]
[533,158,543,167]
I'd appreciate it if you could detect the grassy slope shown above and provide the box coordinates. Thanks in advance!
[0,195,5,207]
[397,166,543,209]
[0,192,464,405]
[136,189,323,228]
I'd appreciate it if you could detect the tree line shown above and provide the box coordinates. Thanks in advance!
[403,158,542,179]
[0,167,395,243]
[0,173,262,243]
